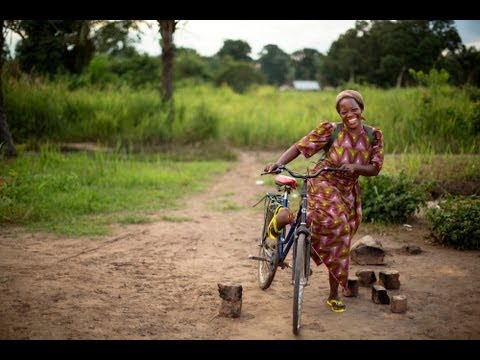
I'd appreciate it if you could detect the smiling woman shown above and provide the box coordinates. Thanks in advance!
[263,89,384,313]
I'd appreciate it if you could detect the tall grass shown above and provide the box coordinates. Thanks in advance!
[3,73,479,153]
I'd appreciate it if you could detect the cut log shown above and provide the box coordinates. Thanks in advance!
[372,284,390,304]
[218,282,242,318]
[343,277,359,297]
[379,270,400,290]
[391,295,408,313]
[355,269,377,287]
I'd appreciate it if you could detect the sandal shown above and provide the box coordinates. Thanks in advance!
[326,299,346,313]
[267,206,282,240]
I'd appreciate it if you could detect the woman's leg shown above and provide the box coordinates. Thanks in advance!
[327,272,346,312]
[328,272,340,301]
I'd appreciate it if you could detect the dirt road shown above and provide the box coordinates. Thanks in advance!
[1,150,479,340]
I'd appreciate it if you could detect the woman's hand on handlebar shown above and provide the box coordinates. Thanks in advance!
[264,163,283,174]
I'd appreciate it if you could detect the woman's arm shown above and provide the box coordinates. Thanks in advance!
[339,163,380,176]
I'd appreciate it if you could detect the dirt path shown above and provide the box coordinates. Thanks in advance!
[1,149,479,340]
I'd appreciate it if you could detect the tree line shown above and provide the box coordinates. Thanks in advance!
[4,20,479,88]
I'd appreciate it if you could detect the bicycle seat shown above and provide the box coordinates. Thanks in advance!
[275,175,297,190]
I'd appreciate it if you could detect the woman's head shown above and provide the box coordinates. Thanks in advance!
[335,89,365,132]
[335,90,364,113]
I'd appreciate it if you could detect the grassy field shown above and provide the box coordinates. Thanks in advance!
[5,76,480,154]
[0,144,232,236]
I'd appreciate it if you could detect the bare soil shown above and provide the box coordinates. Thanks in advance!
[1,150,479,340]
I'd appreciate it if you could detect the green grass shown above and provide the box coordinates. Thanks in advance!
[381,153,480,183]
[4,75,480,154]
[0,145,230,236]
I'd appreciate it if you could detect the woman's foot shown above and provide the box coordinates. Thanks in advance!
[326,298,346,313]
[267,206,282,240]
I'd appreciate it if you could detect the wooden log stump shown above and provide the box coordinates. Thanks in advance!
[391,295,408,313]
[355,269,377,287]
[379,270,400,290]
[342,277,359,297]
[372,284,390,304]
[218,282,242,318]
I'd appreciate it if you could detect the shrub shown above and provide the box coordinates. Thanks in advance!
[426,196,480,249]
[360,172,429,223]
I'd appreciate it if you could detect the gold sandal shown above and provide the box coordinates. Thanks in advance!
[268,206,282,240]
[326,299,346,313]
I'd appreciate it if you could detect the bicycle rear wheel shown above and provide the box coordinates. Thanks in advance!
[292,233,307,335]
[258,195,280,290]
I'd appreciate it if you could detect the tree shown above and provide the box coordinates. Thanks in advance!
[291,48,324,81]
[93,20,142,57]
[158,20,178,103]
[321,20,462,88]
[217,40,252,62]
[215,59,264,93]
[12,20,143,76]
[439,45,480,87]
[371,20,461,87]
[14,20,73,75]
[0,20,16,157]
[258,44,291,85]
[174,48,212,83]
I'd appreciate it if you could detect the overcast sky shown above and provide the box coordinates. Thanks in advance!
[135,20,480,59]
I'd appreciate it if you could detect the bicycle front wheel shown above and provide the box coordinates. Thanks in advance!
[292,233,307,335]
[258,196,280,290]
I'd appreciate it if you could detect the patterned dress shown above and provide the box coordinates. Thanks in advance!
[295,121,384,289]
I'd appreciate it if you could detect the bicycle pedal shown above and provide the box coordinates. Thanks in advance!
[279,262,291,269]
[248,255,268,261]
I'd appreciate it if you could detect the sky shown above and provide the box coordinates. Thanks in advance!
[134,20,480,59]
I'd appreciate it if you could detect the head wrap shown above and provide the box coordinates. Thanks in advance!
[335,90,364,113]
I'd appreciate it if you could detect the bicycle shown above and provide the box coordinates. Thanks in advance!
[251,164,344,335]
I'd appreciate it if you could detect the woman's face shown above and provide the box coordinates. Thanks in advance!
[338,97,362,132]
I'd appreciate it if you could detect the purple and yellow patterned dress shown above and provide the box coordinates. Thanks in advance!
[295,121,384,289]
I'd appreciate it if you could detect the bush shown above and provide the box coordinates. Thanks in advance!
[426,196,480,249]
[360,172,429,223]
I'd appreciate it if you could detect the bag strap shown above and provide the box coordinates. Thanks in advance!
[364,124,374,145]
[317,123,341,162]
[325,123,342,155]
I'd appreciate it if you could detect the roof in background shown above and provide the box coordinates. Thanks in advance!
[292,80,320,91]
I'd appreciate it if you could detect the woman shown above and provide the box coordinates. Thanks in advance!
[264,89,384,313]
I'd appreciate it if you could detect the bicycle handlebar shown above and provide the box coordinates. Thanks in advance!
[261,165,346,179]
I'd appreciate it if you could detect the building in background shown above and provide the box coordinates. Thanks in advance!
[292,80,320,91]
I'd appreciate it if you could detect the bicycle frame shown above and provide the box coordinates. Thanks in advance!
[276,178,311,278]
